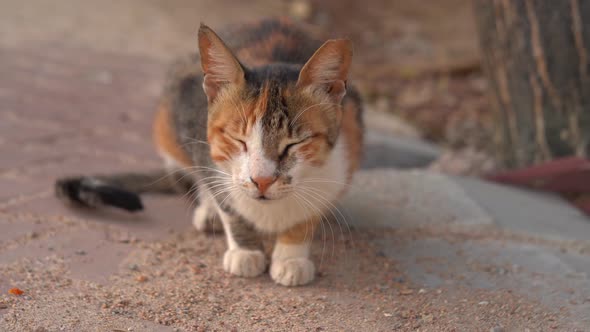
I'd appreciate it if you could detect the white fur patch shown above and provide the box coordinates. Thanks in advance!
[223,248,266,277]
[247,121,276,179]
[270,257,315,286]
[271,241,314,286]
[272,242,310,261]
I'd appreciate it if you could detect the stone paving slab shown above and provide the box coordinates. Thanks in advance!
[455,176,590,245]
[377,236,590,329]
[341,169,494,229]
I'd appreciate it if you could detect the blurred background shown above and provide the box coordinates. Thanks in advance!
[0,0,493,174]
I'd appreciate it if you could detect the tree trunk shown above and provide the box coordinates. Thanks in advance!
[473,0,590,168]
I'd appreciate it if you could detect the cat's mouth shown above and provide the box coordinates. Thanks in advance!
[249,192,289,202]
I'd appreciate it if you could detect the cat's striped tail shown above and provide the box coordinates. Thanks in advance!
[55,170,193,212]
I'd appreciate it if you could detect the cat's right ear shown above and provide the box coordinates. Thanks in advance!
[198,23,245,103]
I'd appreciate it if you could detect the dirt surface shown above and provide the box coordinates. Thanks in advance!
[0,227,571,331]
[0,1,586,331]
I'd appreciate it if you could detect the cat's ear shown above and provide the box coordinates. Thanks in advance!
[297,39,352,103]
[198,23,245,103]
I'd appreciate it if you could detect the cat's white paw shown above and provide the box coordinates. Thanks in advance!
[270,257,315,286]
[192,204,222,232]
[223,248,266,277]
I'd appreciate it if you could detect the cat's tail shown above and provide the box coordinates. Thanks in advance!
[55,169,194,212]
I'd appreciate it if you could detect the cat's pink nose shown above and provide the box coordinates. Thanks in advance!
[250,176,276,195]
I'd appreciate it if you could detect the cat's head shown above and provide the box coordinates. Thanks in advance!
[198,24,352,202]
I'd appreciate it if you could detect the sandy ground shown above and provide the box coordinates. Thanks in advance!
[0,226,570,331]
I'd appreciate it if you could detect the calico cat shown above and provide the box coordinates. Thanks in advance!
[55,18,363,286]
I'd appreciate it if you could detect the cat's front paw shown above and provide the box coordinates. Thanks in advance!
[223,248,266,277]
[270,257,315,286]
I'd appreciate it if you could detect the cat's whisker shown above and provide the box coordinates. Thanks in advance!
[296,188,339,260]
[300,178,359,191]
[298,184,355,251]
[293,192,324,266]
[298,187,344,240]
[140,166,231,195]
[290,102,342,127]
[294,190,332,268]
[184,177,233,202]
[291,193,315,244]
[180,135,211,147]
[181,165,231,176]
[177,175,232,204]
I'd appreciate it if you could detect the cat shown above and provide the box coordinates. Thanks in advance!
[55,18,363,286]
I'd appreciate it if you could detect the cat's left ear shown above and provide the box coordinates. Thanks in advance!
[297,39,352,104]
[198,23,245,103]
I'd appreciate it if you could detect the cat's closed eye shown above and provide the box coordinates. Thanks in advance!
[279,138,310,159]
[230,136,247,152]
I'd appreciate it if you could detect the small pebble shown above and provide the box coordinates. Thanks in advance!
[136,275,148,283]
[418,288,426,294]
[0,303,8,309]
[128,264,139,271]
[490,327,504,332]
[383,313,393,317]
[399,289,414,295]
[8,288,24,296]
[478,301,489,305]
[75,250,86,256]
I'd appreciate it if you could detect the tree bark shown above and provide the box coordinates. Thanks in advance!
[473,0,590,168]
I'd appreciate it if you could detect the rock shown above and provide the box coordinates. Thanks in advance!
[342,169,493,229]
[362,132,440,169]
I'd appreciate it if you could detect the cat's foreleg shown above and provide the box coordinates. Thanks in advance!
[192,187,223,232]
[214,203,266,278]
[270,219,318,286]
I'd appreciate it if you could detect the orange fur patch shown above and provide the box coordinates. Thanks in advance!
[297,136,328,166]
[153,104,193,167]
[207,96,259,162]
[277,218,319,244]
